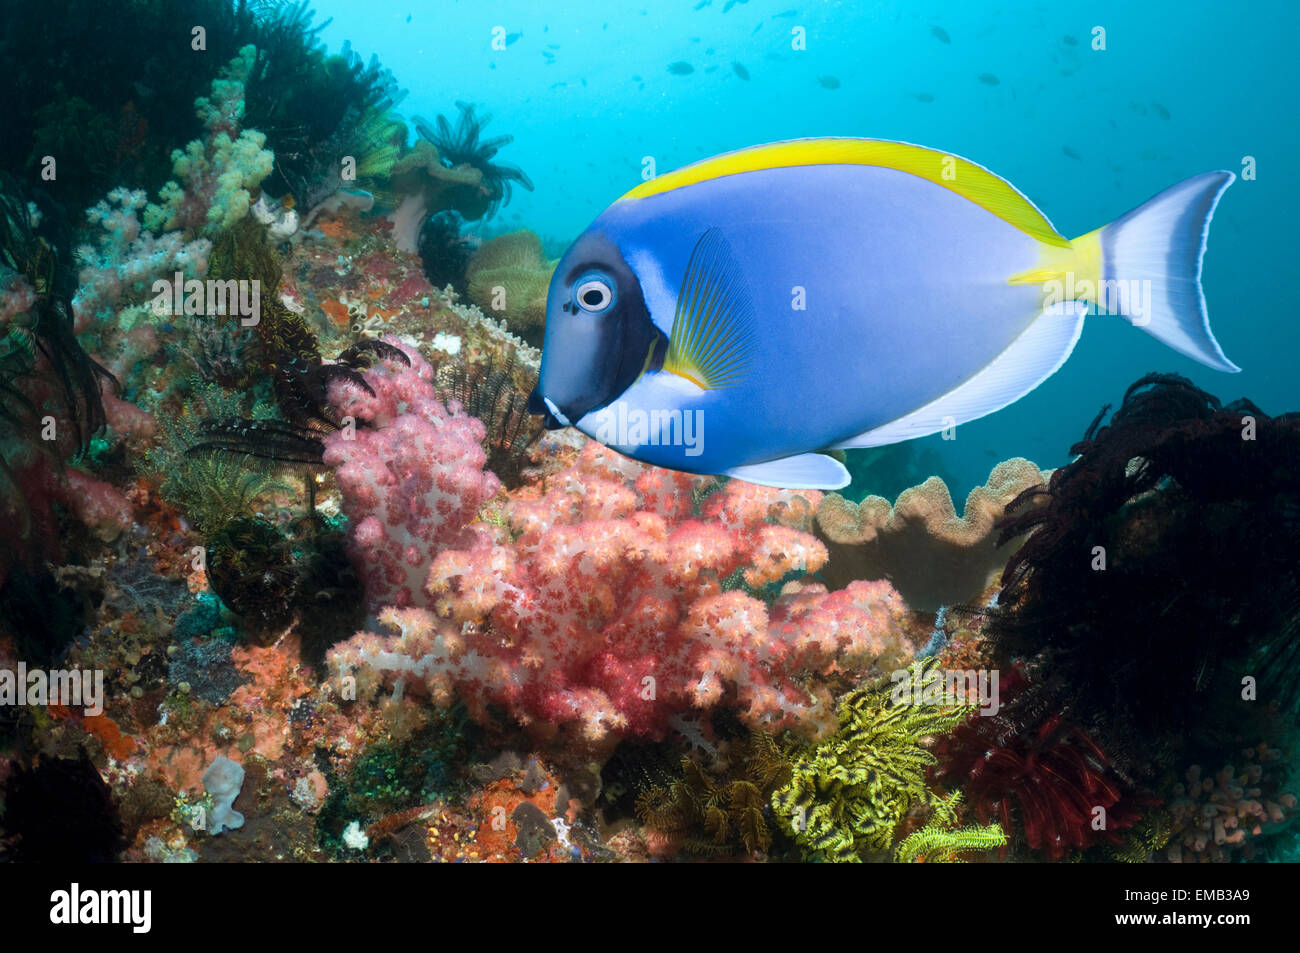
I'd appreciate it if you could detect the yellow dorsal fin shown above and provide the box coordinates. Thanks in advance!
[621,137,1070,248]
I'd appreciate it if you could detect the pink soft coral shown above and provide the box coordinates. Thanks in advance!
[322,337,501,611]
[328,427,916,745]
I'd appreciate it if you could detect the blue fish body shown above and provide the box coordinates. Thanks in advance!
[531,138,1237,489]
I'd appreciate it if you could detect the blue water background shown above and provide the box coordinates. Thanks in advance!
[312,0,1298,498]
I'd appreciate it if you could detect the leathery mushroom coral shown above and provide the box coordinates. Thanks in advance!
[386,140,491,253]
[815,457,1049,611]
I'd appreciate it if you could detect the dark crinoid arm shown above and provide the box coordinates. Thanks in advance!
[29,313,117,450]
[336,337,411,370]
[186,418,328,467]
[276,340,410,429]
[188,341,412,466]
[1,175,116,451]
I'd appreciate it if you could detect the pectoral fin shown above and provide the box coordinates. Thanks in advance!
[662,228,757,389]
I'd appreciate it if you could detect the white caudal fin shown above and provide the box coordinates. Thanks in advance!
[1099,170,1239,372]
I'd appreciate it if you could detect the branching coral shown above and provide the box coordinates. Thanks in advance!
[418,474,905,742]
[72,188,212,332]
[5,0,398,229]
[771,659,971,862]
[70,47,291,345]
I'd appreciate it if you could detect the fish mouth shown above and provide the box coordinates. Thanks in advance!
[527,387,571,430]
[542,397,571,427]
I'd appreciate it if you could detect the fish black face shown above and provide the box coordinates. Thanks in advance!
[530,230,665,428]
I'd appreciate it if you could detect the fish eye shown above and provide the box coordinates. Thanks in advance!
[574,276,615,313]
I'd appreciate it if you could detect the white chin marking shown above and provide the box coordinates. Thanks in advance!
[544,397,572,427]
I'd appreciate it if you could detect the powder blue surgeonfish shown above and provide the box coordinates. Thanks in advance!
[529,138,1238,489]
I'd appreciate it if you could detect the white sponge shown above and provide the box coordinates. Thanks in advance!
[202,755,246,835]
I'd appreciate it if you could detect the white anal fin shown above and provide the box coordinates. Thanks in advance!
[725,453,851,490]
[831,301,1088,449]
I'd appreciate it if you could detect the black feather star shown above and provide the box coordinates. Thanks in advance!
[187,338,411,466]
[186,418,329,466]
[413,102,534,220]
